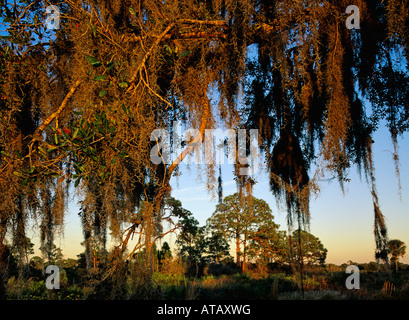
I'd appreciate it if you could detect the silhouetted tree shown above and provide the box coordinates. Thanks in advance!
[208,193,277,271]
[176,211,206,277]
[288,230,328,267]
[387,239,406,273]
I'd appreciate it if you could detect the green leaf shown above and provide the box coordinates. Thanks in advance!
[164,44,172,54]
[1,151,8,157]
[118,82,128,88]
[118,151,126,158]
[86,56,102,67]
[129,7,136,15]
[121,104,130,115]
[110,156,116,165]
[72,127,79,139]
[62,130,71,140]
[99,89,107,97]
[96,126,104,134]
[38,147,47,157]
[106,61,115,71]
[47,146,58,152]
[179,50,191,58]
[94,74,107,81]
[74,177,81,187]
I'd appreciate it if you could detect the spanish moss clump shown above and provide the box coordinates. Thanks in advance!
[269,129,310,231]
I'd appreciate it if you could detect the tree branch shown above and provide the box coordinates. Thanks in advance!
[34,79,82,136]
[166,99,210,180]
[177,19,228,28]
[127,23,175,92]
[163,31,227,40]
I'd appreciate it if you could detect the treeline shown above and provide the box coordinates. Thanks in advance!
[1,193,330,298]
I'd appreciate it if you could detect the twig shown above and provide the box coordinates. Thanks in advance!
[140,64,173,109]
[127,23,175,92]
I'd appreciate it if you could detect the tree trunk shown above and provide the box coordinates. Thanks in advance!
[0,243,7,300]
[16,196,28,279]
[242,238,247,272]
[144,206,154,279]
[288,235,295,273]
[236,234,241,269]
[297,228,305,298]
[0,219,8,300]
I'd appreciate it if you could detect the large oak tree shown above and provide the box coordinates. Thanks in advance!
[1,0,409,295]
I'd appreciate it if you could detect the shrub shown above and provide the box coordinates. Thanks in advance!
[152,272,186,286]
[160,257,186,275]
[203,263,238,276]
[6,277,47,300]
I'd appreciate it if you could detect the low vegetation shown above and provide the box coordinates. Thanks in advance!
[3,246,409,300]
[1,194,407,300]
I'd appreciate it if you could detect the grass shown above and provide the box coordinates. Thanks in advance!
[157,273,299,300]
[154,270,409,300]
[5,267,409,300]
[6,276,85,300]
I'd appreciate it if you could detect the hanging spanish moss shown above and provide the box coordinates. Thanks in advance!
[363,135,389,263]
[269,129,311,231]
[217,165,223,204]
[12,196,28,277]
[391,129,402,201]
[79,185,108,271]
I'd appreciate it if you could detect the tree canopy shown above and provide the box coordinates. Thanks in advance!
[1,0,408,286]
[387,239,406,272]
[287,229,328,267]
[208,192,279,270]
